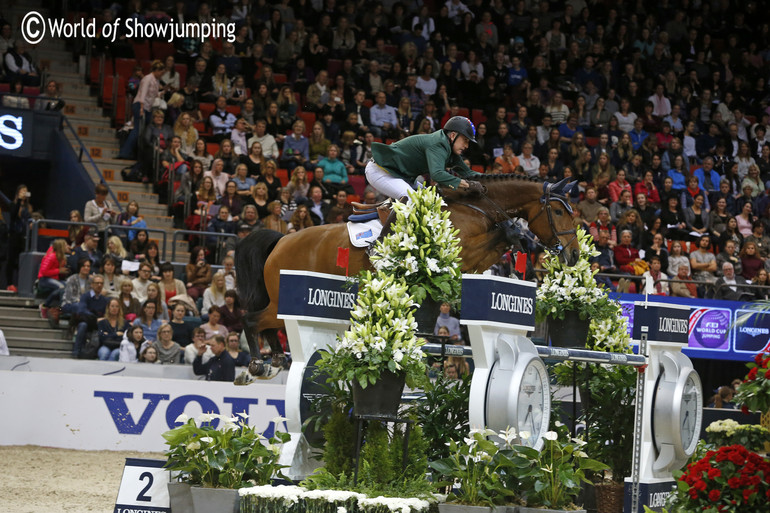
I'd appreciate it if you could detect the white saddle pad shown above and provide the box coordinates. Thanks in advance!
[347,219,383,248]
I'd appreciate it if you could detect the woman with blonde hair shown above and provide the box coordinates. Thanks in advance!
[173,112,198,155]
[146,282,170,321]
[202,271,228,312]
[397,96,414,136]
[117,278,142,321]
[286,166,310,203]
[245,181,270,219]
[106,235,128,264]
[258,159,282,201]
[263,200,289,233]
[287,204,313,233]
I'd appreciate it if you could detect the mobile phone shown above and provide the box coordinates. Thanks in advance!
[25,192,31,198]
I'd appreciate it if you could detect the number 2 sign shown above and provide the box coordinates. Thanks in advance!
[114,458,170,513]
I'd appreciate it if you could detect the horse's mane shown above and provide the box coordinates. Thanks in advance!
[474,173,544,183]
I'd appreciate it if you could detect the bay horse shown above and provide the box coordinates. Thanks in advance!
[236,176,579,378]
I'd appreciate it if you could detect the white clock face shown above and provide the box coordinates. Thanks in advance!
[680,372,703,454]
[517,360,548,448]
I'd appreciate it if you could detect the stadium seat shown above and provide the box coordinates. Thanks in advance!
[347,194,361,203]
[274,73,287,83]
[458,107,470,117]
[299,112,316,135]
[225,105,242,117]
[114,58,137,81]
[207,142,220,156]
[199,103,216,120]
[471,109,487,127]
[276,168,289,187]
[327,59,342,78]
[151,41,175,60]
[132,40,151,61]
[89,57,114,85]
[585,137,599,147]
[349,175,366,197]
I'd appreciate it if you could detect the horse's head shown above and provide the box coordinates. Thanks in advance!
[526,179,580,265]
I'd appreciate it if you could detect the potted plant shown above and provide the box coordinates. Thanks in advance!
[536,228,621,348]
[316,271,428,416]
[705,419,770,453]
[369,186,463,331]
[162,412,290,513]
[429,428,519,512]
[735,351,770,415]
[510,423,607,513]
[666,445,770,512]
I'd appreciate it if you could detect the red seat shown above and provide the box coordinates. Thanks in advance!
[23,86,39,96]
[151,41,175,60]
[199,103,216,120]
[0,83,9,93]
[225,105,241,117]
[347,194,361,203]
[585,137,599,148]
[299,112,316,135]
[132,41,151,61]
[174,64,187,87]
[383,45,399,56]
[471,165,485,173]
[114,58,138,80]
[363,99,374,108]
[327,59,342,78]
[458,107,470,117]
[471,109,487,127]
[102,76,125,107]
[274,73,287,83]
[276,168,289,187]
[349,175,366,197]
[90,57,114,85]
[207,142,220,156]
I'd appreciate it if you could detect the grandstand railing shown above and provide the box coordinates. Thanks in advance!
[26,219,98,252]
[170,229,237,264]
[62,115,123,213]
[103,224,169,261]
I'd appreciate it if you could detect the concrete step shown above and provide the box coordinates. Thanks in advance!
[144,215,174,229]
[61,96,101,109]
[0,306,43,319]
[0,296,38,308]
[0,316,51,329]
[72,143,122,160]
[41,60,79,74]
[2,326,70,342]
[66,113,113,128]
[9,347,75,359]
[68,124,117,140]
[61,102,104,118]
[53,80,91,96]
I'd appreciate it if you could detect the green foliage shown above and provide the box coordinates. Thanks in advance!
[734,351,770,413]
[359,423,395,486]
[321,406,355,476]
[369,186,463,306]
[583,365,637,482]
[705,419,770,453]
[162,413,290,488]
[413,372,471,466]
[316,271,428,390]
[506,423,608,509]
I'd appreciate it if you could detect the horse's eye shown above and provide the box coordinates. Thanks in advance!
[553,209,563,216]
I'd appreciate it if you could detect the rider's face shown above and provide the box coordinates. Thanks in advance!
[452,133,469,154]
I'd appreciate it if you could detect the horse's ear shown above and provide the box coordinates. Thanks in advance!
[551,178,569,194]
[562,181,578,195]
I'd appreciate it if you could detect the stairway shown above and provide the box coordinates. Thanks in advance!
[0,293,74,358]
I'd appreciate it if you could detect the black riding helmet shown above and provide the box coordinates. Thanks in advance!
[443,116,477,143]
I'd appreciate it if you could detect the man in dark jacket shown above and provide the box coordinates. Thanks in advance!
[73,274,107,358]
[193,335,235,381]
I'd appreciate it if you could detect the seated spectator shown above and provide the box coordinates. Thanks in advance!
[644,232,669,274]
[667,155,689,192]
[155,323,183,364]
[608,169,632,204]
[69,232,103,272]
[610,189,634,224]
[203,271,228,313]
[226,331,251,367]
[264,200,289,232]
[518,142,540,177]
[745,221,770,259]
[209,96,237,143]
[191,138,214,170]
[72,274,108,358]
[133,300,165,342]
[37,239,70,320]
[97,298,129,361]
[494,143,520,174]
[681,175,710,211]
[670,263,698,298]
[736,201,756,238]
[739,241,764,281]
[707,386,736,409]
[716,239,743,277]
[169,302,196,348]
[590,208,617,247]
[752,269,770,301]
[131,262,153,303]
[370,91,400,139]
[684,194,710,240]
[616,209,644,249]
[185,327,213,364]
[161,136,191,179]
[139,345,160,363]
[185,247,212,300]
[146,283,170,321]
[104,236,128,271]
[61,259,93,320]
[713,262,751,301]
[288,204,314,233]
[326,190,354,224]
[693,157,721,194]
[642,255,669,296]
[4,41,39,86]
[193,334,235,381]
[117,279,141,321]
[119,325,146,363]
[35,79,65,111]
[434,301,461,340]
[280,119,310,171]
[219,291,245,333]
[613,230,641,274]
[578,186,602,224]
[660,195,689,241]
[690,235,718,284]
[201,306,229,342]
[158,262,186,304]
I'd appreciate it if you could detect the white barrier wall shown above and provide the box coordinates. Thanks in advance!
[0,370,287,452]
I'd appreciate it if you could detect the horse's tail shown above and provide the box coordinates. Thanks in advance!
[236,229,285,314]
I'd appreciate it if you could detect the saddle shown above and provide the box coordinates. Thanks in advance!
[349,199,391,225]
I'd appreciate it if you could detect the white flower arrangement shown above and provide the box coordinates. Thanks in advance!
[317,271,428,389]
[536,227,631,352]
[705,419,741,435]
[369,186,463,305]
[239,486,431,513]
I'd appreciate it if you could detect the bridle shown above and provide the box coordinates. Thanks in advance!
[447,180,577,258]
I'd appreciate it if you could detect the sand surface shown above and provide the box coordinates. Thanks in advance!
[0,445,164,513]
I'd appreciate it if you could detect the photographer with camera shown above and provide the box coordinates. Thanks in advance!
[84,183,116,252]
[6,184,32,288]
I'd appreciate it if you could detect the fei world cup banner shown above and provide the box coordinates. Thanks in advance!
[613,293,770,361]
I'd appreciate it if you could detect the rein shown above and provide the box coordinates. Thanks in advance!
[445,182,576,257]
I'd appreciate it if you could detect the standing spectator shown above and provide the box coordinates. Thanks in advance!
[118,60,164,159]
[193,335,235,381]
[690,235,718,284]
[6,184,32,287]
[84,183,117,237]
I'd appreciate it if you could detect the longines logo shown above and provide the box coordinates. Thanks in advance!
[739,327,770,337]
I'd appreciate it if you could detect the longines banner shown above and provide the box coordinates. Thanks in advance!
[613,293,770,362]
[0,370,288,452]
[0,107,61,159]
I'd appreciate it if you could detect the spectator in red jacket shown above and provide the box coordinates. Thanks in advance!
[38,239,71,319]
[613,230,640,274]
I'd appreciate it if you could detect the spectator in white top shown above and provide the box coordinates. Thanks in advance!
[648,84,672,117]
[518,142,541,177]
[445,0,472,24]
[0,22,15,56]
[4,41,39,86]
[416,63,437,96]
[118,60,164,159]
[205,159,230,198]
[369,92,399,139]
[246,120,279,160]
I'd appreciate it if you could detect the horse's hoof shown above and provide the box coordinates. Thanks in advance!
[248,359,266,377]
[271,353,288,368]
[255,364,282,380]
[234,371,256,386]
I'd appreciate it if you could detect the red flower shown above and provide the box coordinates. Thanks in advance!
[765,368,770,379]
[742,405,750,415]
[728,451,745,465]
[755,353,764,365]
[708,468,722,479]
[694,479,708,491]
[728,477,741,489]
[743,488,755,501]
[709,490,721,502]
[748,367,758,380]
[689,489,699,500]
